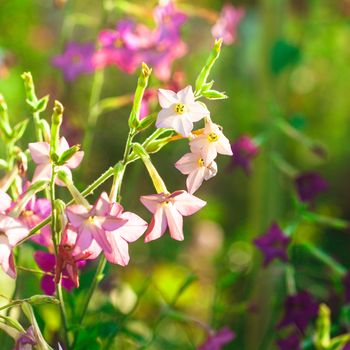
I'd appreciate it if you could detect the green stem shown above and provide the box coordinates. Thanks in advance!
[301,243,347,277]
[57,283,70,349]
[82,69,105,163]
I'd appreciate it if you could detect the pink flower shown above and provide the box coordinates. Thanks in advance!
[190,121,233,165]
[140,190,206,242]
[212,4,244,45]
[66,192,126,256]
[156,86,209,137]
[19,196,52,247]
[198,327,235,350]
[103,203,148,266]
[175,152,217,194]
[29,137,84,184]
[0,215,29,278]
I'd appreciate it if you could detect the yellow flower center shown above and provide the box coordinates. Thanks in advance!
[207,132,219,142]
[198,158,205,167]
[88,216,95,223]
[174,103,185,115]
[22,210,34,217]
[114,38,124,48]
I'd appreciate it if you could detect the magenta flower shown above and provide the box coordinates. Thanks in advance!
[277,291,318,333]
[229,135,259,175]
[212,4,244,45]
[197,327,235,350]
[52,42,95,81]
[254,222,291,267]
[34,250,76,295]
[93,21,142,73]
[175,152,217,194]
[276,332,301,350]
[0,215,29,278]
[294,171,328,204]
[156,86,209,137]
[29,137,84,184]
[66,192,127,256]
[190,121,233,165]
[140,190,206,242]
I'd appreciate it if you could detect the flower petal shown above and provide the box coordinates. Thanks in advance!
[177,85,194,105]
[171,190,207,216]
[28,142,50,164]
[32,163,52,183]
[40,275,56,295]
[66,151,84,169]
[66,205,89,227]
[175,153,199,175]
[144,207,167,242]
[187,101,209,122]
[117,211,147,242]
[140,193,165,214]
[164,204,184,241]
[158,88,178,108]
[0,190,12,212]
[34,251,56,272]
[186,167,206,194]
[104,233,130,266]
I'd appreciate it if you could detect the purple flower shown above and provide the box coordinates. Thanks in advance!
[34,250,77,295]
[229,135,259,175]
[254,222,291,267]
[343,270,350,303]
[277,291,318,333]
[276,333,301,350]
[294,171,328,204]
[212,4,245,45]
[14,326,36,350]
[52,42,95,81]
[197,327,235,350]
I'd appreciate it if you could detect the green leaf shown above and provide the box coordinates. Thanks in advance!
[270,39,301,74]
[328,334,350,350]
[201,90,228,100]
[35,95,49,113]
[12,118,29,141]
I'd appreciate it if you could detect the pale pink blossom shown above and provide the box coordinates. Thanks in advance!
[0,215,29,278]
[175,152,217,194]
[190,121,233,165]
[212,4,244,45]
[29,137,84,184]
[140,190,206,242]
[103,203,147,266]
[156,86,209,137]
[66,192,147,266]
[65,192,126,255]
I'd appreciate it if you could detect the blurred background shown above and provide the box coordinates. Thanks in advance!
[1,0,350,349]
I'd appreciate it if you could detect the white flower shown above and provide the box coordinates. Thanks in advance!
[156,85,209,137]
[175,152,217,194]
[189,121,233,165]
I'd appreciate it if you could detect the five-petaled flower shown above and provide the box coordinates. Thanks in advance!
[29,137,84,185]
[140,190,206,242]
[277,291,318,333]
[156,85,209,137]
[190,120,233,165]
[175,152,217,194]
[294,171,328,204]
[254,222,291,267]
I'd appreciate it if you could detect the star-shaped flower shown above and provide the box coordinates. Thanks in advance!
[175,152,217,194]
[140,190,206,242]
[156,85,209,137]
[254,222,291,267]
[277,291,318,333]
[190,121,233,165]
